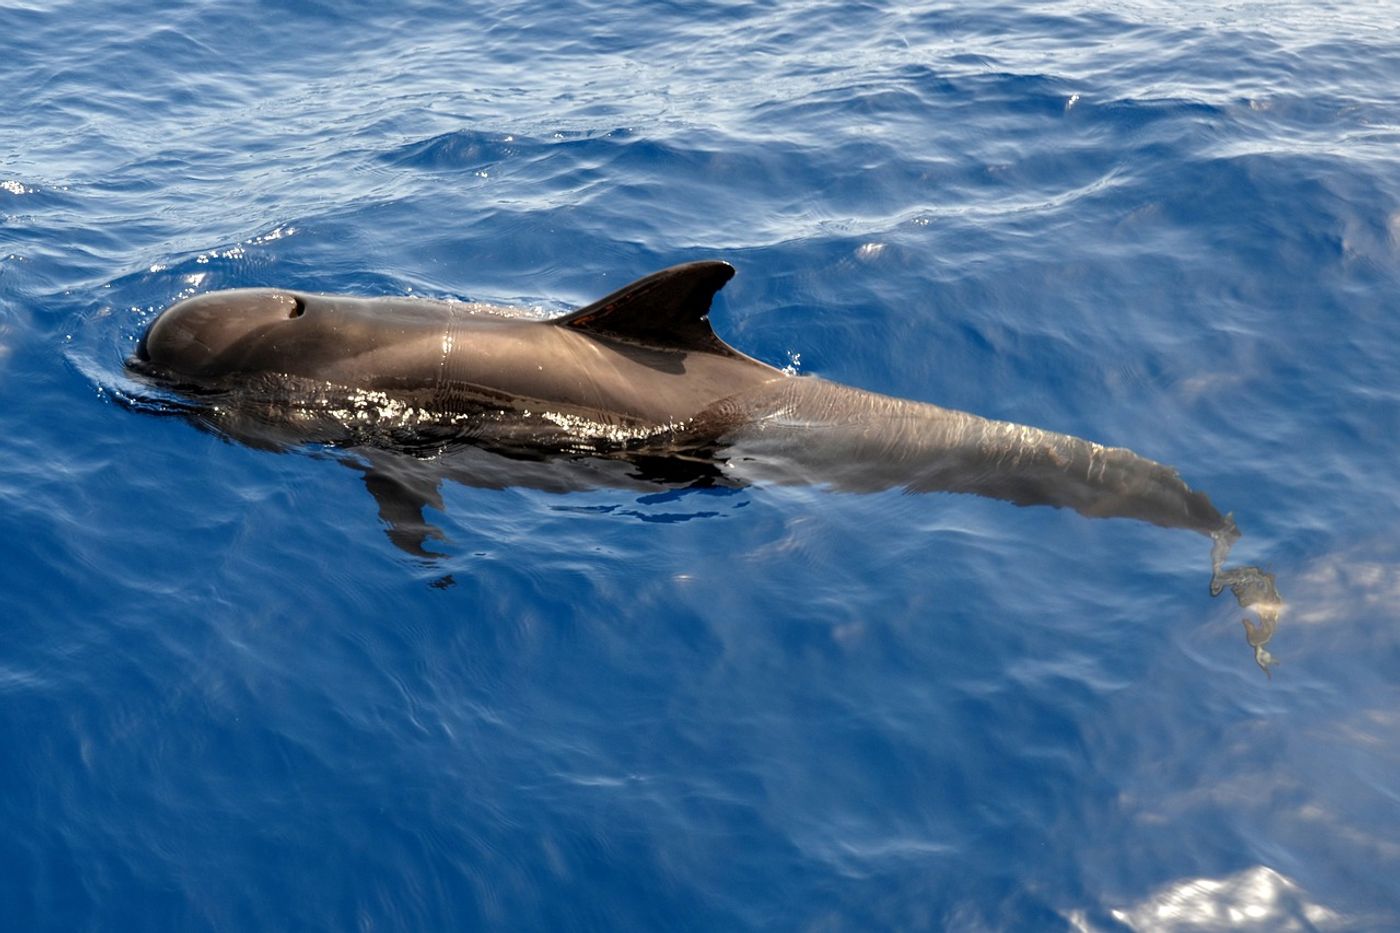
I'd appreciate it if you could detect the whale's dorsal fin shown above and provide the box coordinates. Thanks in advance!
[556,261,743,358]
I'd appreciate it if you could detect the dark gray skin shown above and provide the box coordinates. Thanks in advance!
[131,261,1236,541]
[130,260,1282,670]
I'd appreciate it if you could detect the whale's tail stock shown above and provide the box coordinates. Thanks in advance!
[714,376,1285,674]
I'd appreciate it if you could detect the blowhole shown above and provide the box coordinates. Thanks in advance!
[288,296,306,319]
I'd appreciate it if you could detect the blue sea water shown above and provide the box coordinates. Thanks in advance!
[3,0,1399,929]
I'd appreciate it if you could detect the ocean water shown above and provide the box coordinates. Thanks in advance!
[3,0,1399,929]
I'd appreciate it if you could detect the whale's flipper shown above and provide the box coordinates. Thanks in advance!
[557,261,749,359]
[351,453,449,559]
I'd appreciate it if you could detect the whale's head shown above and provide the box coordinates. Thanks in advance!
[132,289,308,382]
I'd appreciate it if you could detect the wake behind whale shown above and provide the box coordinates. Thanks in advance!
[124,261,1283,672]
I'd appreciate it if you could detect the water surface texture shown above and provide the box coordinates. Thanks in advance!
[3,1,1398,929]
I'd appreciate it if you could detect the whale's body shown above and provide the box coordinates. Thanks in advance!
[131,261,1235,546]
[130,260,1282,670]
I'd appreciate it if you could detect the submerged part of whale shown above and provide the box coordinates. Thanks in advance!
[127,261,1282,671]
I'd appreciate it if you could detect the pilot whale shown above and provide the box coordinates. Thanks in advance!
[131,261,1233,521]
[128,260,1281,668]
[130,260,1236,538]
